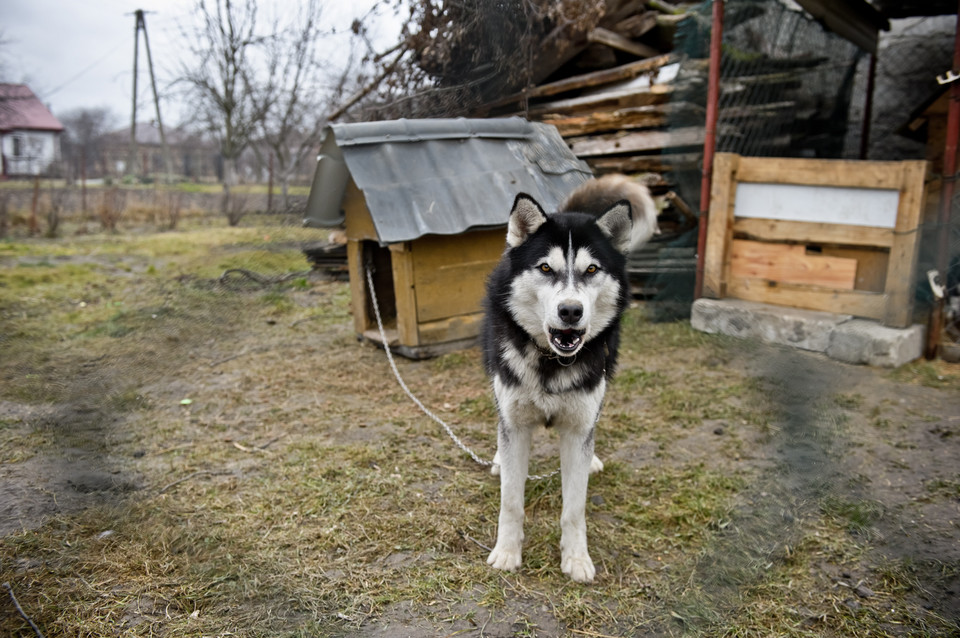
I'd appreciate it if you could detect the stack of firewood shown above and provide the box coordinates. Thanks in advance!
[473,1,709,294]
[478,1,703,239]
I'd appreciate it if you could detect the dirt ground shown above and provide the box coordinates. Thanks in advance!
[1,221,959,636]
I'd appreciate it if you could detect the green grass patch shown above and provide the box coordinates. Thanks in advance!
[821,496,885,536]
[889,359,960,391]
[924,476,960,500]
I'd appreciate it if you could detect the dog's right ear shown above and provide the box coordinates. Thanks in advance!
[506,194,548,248]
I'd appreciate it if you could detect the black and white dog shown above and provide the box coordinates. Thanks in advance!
[481,175,657,582]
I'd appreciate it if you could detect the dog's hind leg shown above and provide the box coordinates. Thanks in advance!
[590,454,604,474]
[487,419,531,572]
[490,450,603,476]
[494,450,600,475]
[490,449,501,476]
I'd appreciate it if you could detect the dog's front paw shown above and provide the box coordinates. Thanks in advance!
[487,543,522,572]
[561,550,595,583]
[490,450,501,476]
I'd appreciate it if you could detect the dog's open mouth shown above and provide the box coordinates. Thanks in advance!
[549,328,584,354]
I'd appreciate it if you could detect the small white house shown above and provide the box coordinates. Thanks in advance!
[0,84,64,178]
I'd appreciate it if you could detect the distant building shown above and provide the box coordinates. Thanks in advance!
[102,121,219,181]
[0,83,65,178]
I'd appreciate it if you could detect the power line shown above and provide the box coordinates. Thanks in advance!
[43,39,128,98]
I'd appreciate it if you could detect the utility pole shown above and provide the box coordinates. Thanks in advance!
[127,10,140,178]
[127,9,174,182]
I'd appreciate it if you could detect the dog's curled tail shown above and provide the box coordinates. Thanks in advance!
[560,174,659,251]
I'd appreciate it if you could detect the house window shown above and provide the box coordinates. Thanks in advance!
[12,136,23,157]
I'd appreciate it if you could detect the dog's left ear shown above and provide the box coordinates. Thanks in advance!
[507,194,548,248]
[596,200,633,254]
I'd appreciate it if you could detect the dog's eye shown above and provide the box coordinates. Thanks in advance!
[538,263,552,273]
[585,264,599,274]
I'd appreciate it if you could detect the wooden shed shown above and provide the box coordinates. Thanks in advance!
[303,117,592,359]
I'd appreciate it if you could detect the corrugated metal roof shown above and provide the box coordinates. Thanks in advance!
[304,117,592,245]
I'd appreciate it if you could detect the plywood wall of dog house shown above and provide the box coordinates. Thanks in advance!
[410,231,505,323]
[389,229,505,347]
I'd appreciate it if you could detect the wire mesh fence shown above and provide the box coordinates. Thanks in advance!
[662,0,958,351]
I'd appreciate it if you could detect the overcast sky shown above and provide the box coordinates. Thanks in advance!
[2,0,398,129]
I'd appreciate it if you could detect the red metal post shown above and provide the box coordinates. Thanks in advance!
[926,4,960,358]
[695,0,724,299]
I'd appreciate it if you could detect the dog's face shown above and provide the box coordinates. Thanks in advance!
[504,194,631,357]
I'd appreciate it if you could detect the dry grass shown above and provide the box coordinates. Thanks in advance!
[1,214,959,636]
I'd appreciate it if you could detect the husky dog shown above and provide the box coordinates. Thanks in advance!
[482,174,657,583]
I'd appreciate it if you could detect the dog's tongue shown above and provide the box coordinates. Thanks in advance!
[551,329,582,352]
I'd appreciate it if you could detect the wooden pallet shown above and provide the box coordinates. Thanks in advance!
[702,153,928,329]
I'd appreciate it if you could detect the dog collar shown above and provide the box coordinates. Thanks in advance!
[533,343,578,366]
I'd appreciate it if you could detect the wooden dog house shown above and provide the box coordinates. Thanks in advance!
[702,153,928,329]
[303,118,592,358]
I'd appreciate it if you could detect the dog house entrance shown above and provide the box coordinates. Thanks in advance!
[360,241,398,344]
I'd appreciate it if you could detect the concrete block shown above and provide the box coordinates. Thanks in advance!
[826,319,925,367]
[691,298,851,353]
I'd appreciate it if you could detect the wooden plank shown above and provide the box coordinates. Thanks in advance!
[649,0,684,14]
[794,0,883,53]
[614,11,659,38]
[735,156,909,189]
[544,101,704,137]
[415,259,501,322]
[703,152,739,298]
[544,106,668,137]
[883,160,927,328]
[527,84,672,117]
[485,54,674,109]
[728,278,887,321]
[822,246,888,292]
[346,240,369,335]
[343,180,378,241]
[599,0,648,24]
[411,230,504,323]
[362,326,399,347]
[730,240,857,289]
[587,27,661,58]
[389,242,420,347]
[416,312,485,346]
[588,152,701,174]
[733,218,896,248]
[569,127,706,157]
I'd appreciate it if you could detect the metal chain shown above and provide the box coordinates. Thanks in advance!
[365,265,559,481]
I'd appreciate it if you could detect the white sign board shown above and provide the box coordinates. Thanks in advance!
[733,183,900,229]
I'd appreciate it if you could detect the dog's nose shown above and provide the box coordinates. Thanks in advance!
[558,301,583,325]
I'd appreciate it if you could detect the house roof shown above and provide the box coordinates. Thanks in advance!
[796,0,889,52]
[105,122,206,147]
[0,84,64,133]
[304,117,593,244]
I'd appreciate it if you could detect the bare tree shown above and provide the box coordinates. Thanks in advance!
[60,107,116,183]
[178,0,271,224]
[350,0,607,119]
[254,0,330,211]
